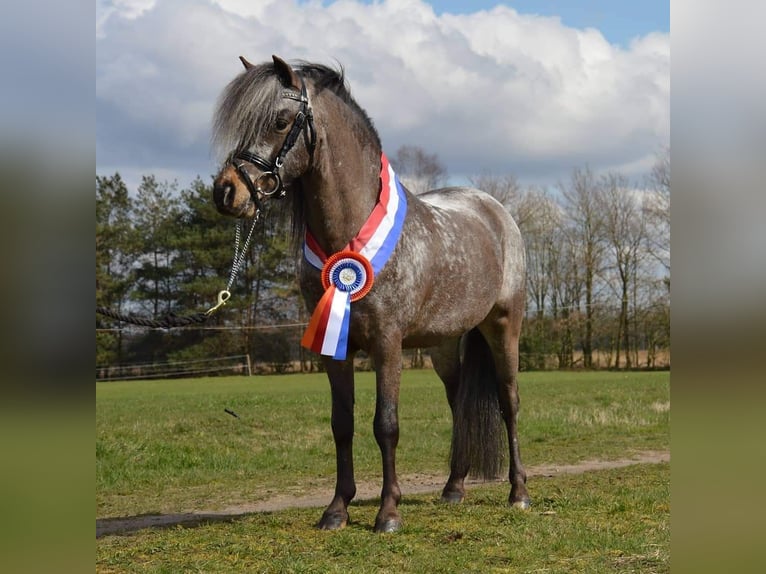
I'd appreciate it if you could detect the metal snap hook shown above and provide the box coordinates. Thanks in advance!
[206,290,231,315]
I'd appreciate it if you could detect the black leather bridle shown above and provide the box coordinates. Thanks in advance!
[231,77,316,213]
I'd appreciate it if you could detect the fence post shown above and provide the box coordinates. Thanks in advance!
[246,354,252,376]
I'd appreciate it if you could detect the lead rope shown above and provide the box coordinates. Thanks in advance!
[97,217,258,328]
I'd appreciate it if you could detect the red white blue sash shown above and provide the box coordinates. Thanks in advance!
[301,153,407,359]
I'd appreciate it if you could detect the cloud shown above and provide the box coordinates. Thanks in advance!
[96,0,668,186]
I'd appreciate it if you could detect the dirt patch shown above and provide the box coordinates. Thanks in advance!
[96,449,669,538]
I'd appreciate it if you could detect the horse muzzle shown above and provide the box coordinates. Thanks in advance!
[213,166,258,219]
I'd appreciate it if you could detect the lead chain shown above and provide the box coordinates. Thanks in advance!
[206,217,258,315]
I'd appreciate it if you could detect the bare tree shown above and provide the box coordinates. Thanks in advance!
[558,167,606,369]
[521,189,566,368]
[469,173,538,233]
[392,145,447,194]
[599,173,648,369]
[644,147,670,278]
[520,189,558,316]
[549,220,585,368]
[470,172,521,209]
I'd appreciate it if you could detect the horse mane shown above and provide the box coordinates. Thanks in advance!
[212,59,380,161]
[212,58,382,254]
[297,62,381,149]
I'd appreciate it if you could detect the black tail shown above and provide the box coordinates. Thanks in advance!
[449,328,507,480]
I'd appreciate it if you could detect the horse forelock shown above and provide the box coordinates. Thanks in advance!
[212,64,283,162]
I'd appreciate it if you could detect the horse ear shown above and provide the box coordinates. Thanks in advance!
[272,55,300,90]
[239,56,254,70]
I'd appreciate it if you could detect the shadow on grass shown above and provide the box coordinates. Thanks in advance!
[97,496,435,538]
[96,511,251,538]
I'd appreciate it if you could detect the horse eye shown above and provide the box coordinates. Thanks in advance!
[275,117,290,131]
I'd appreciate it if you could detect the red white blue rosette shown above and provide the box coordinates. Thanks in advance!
[301,153,406,360]
[321,251,374,302]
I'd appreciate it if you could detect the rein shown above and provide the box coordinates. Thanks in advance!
[96,218,257,329]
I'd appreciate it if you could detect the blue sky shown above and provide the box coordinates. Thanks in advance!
[436,1,668,45]
[96,0,669,189]
[302,1,669,46]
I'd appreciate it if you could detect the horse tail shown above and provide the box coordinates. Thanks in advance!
[450,328,506,480]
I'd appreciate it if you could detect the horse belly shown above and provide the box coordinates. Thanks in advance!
[403,249,503,345]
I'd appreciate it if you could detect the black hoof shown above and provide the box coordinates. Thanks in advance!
[317,511,348,530]
[440,490,464,504]
[374,517,402,533]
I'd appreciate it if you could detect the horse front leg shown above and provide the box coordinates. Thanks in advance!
[317,356,356,530]
[372,341,403,533]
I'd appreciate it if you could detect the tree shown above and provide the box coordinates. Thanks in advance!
[645,147,670,278]
[469,173,535,231]
[96,173,134,366]
[559,167,607,369]
[391,145,447,194]
[643,148,670,367]
[241,204,300,369]
[165,176,245,362]
[131,175,181,318]
[599,173,647,369]
[519,189,559,368]
[549,219,585,368]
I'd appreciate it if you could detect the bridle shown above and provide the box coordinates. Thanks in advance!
[230,76,316,215]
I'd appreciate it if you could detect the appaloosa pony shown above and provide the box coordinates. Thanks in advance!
[212,56,530,532]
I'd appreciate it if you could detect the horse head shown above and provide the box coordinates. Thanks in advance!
[212,55,316,219]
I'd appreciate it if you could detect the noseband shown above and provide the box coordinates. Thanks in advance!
[231,77,316,214]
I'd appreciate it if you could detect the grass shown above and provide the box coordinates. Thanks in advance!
[97,370,669,572]
[97,370,668,517]
[96,463,669,573]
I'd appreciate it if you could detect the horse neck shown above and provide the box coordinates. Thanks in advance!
[301,103,381,254]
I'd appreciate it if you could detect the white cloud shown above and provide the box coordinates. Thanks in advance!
[96,0,669,186]
[97,0,158,37]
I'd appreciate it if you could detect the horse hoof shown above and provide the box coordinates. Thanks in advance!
[374,517,402,533]
[317,512,348,530]
[510,497,531,510]
[440,491,464,504]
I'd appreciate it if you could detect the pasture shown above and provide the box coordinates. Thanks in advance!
[97,370,669,572]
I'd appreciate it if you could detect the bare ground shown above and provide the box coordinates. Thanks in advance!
[96,449,669,538]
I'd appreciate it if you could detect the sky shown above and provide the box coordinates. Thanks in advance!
[96,0,669,191]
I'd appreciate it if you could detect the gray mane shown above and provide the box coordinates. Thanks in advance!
[212,64,283,161]
[212,60,380,161]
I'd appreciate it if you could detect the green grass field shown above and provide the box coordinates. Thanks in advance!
[97,370,669,572]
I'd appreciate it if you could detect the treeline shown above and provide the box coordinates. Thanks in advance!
[96,147,669,375]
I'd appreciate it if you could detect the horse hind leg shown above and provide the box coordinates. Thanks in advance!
[430,338,468,503]
[479,305,531,510]
[433,331,508,503]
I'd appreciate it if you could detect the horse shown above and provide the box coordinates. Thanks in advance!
[211,55,530,533]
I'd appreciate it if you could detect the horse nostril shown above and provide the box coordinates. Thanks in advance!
[214,183,234,208]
